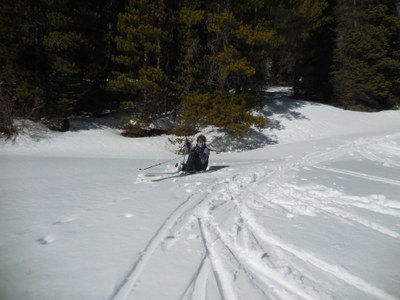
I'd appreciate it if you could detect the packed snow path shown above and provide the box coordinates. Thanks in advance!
[109,132,400,300]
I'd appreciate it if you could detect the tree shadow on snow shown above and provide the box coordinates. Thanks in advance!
[208,88,322,152]
[259,88,316,131]
[209,129,278,152]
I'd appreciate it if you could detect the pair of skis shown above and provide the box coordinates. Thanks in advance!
[137,170,197,182]
[138,138,196,182]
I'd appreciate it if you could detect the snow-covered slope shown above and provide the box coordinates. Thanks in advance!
[1,88,399,300]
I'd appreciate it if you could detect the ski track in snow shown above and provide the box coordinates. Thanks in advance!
[313,165,400,187]
[109,132,400,300]
[109,182,224,300]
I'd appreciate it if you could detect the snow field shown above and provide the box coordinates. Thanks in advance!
[1,90,400,299]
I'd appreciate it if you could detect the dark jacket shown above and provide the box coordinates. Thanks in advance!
[186,144,210,171]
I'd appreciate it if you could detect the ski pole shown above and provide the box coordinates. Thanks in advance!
[139,155,184,171]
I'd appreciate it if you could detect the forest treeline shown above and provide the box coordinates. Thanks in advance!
[1,0,399,136]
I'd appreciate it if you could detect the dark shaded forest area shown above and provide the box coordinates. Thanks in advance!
[1,0,399,136]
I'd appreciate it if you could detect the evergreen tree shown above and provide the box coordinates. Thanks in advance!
[233,0,277,91]
[294,0,336,101]
[72,0,124,114]
[174,0,205,94]
[42,0,89,117]
[270,0,332,100]
[0,0,112,121]
[0,0,46,120]
[178,0,271,135]
[109,0,170,119]
[4,0,398,137]
[332,0,400,110]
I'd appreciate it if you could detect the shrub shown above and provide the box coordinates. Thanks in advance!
[181,91,267,136]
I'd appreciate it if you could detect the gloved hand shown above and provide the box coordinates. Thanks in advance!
[195,146,202,153]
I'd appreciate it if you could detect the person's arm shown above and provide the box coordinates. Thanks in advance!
[200,148,209,164]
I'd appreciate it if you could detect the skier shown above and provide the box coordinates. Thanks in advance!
[180,134,210,172]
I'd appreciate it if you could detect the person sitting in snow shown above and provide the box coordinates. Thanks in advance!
[181,134,210,172]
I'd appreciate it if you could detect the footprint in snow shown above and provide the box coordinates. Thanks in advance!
[37,235,55,245]
[261,253,270,259]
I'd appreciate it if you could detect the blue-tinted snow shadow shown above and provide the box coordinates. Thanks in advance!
[209,88,319,151]
[260,88,316,131]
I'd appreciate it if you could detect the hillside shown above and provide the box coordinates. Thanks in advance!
[0,88,399,299]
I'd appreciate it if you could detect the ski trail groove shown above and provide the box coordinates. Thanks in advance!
[179,252,208,300]
[200,163,333,299]
[205,216,319,300]
[313,165,400,187]
[220,181,336,299]
[109,191,211,300]
[264,183,400,238]
[201,218,272,299]
[243,206,398,300]
[112,132,399,299]
[197,218,228,300]
[230,173,398,299]
[210,140,399,300]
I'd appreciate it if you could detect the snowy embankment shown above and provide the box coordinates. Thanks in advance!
[1,87,400,300]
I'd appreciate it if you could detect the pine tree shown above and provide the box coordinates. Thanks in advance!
[0,0,109,122]
[109,0,170,119]
[178,0,271,136]
[174,0,205,94]
[294,0,335,101]
[270,0,332,100]
[42,0,90,117]
[71,0,124,114]
[0,0,46,120]
[332,0,400,110]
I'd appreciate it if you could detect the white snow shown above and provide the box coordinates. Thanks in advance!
[1,87,400,300]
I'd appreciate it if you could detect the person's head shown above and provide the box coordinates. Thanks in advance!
[197,134,206,145]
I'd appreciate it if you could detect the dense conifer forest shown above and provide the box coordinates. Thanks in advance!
[1,0,399,136]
